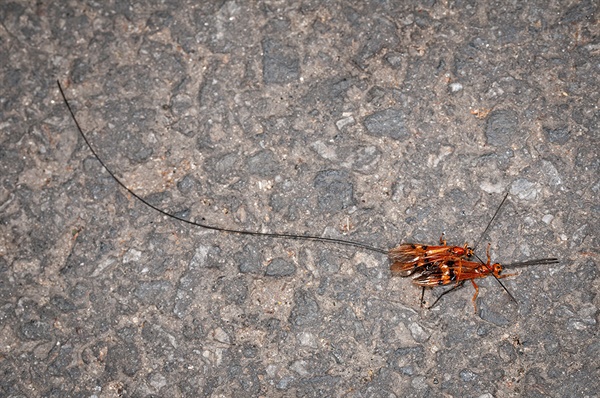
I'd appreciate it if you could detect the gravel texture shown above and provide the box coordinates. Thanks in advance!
[1,1,598,397]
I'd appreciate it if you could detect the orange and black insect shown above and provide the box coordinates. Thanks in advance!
[57,80,558,312]
[412,245,559,311]
[388,192,508,307]
[389,192,558,310]
[388,191,510,279]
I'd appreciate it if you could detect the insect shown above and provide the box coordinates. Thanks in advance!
[388,191,509,308]
[389,190,511,280]
[412,245,559,312]
[57,80,558,312]
[388,190,559,311]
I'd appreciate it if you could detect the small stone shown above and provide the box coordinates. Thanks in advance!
[485,109,519,147]
[409,322,431,343]
[363,108,409,140]
[265,258,296,277]
[123,248,142,263]
[460,369,478,382]
[313,170,354,211]
[335,115,355,130]
[544,126,570,144]
[449,82,463,92]
[262,38,300,84]
[542,214,554,224]
[510,179,539,200]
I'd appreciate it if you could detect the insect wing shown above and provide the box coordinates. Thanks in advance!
[388,243,471,276]
[389,244,424,276]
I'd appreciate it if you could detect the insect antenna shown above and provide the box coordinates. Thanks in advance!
[485,258,560,305]
[467,192,519,304]
[490,277,517,304]
[503,258,560,268]
[471,191,510,255]
[57,81,388,255]
[468,195,560,306]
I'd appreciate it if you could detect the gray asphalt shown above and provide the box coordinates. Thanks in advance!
[1,1,598,397]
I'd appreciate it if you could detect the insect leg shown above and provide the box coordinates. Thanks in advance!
[470,279,479,313]
[439,233,447,246]
[427,281,465,309]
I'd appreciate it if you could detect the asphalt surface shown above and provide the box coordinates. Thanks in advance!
[1,1,598,397]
